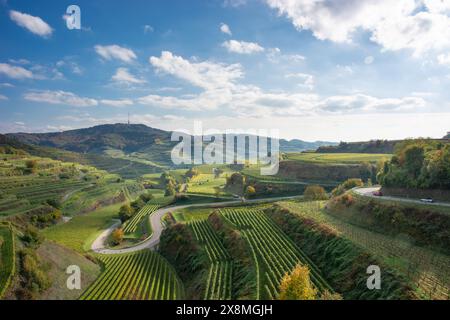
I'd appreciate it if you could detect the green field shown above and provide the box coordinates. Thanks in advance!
[43,203,123,252]
[187,173,229,196]
[284,152,392,164]
[80,250,184,300]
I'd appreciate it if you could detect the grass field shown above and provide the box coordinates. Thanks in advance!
[43,203,123,252]
[284,152,392,164]
[36,241,101,300]
[187,174,229,196]
[80,250,184,300]
[278,200,450,300]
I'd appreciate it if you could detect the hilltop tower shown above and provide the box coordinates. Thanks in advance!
[128,112,130,125]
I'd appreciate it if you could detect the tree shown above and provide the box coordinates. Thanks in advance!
[403,145,425,179]
[185,168,199,179]
[225,172,246,195]
[279,264,317,300]
[139,192,154,203]
[165,184,176,196]
[118,203,133,222]
[245,185,256,198]
[111,228,124,245]
[213,167,224,178]
[303,185,328,200]
[331,178,363,197]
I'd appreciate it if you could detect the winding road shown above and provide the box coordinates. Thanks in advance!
[354,186,450,208]
[91,195,300,255]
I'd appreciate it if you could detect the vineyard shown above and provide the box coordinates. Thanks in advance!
[279,200,450,300]
[80,250,184,300]
[0,223,15,298]
[189,219,232,300]
[123,204,160,234]
[220,207,333,299]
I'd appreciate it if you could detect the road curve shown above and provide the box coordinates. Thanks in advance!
[91,195,300,255]
[353,187,450,208]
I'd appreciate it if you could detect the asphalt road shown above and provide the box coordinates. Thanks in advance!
[353,187,450,208]
[91,195,300,254]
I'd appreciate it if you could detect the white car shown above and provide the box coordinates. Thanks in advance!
[420,198,434,203]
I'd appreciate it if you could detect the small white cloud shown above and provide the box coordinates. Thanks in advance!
[9,10,52,37]
[285,73,314,90]
[94,45,137,63]
[24,90,98,107]
[112,68,146,84]
[144,25,154,33]
[0,63,34,79]
[100,99,133,107]
[220,23,232,35]
[0,94,8,100]
[0,83,14,88]
[437,53,450,66]
[222,40,264,54]
[364,56,375,64]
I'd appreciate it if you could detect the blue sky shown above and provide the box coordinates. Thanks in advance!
[1,0,450,141]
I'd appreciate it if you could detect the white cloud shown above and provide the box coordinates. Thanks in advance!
[266,0,450,57]
[364,56,374,64]
[220,23,232,35]
[222,40,265,54]
[24,90,98,107]
[437,53,450,66]
[267,48,305,63]
[0,94,8,100]
[424,0,450,13]
[319,94,426,113]
[0,63,34,79]
[144,25,154,33]
[112,68,146,84]
[100,99,133,107]
[149,51,242,91]
[94,45,137,63]
[285,73,314,90]
[223,0,247,7]
[0,83,14,88]
[9,10,53,37]
[144,51,427,116]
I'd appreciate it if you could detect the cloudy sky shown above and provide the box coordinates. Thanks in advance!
[1,0,450,141]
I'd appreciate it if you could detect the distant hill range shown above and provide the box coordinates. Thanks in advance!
[7,123,336,157]
[445,132,450,139]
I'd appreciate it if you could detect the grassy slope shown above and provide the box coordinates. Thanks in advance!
[284,152,392,164]
[43,203,122,253]
[36,241,101,300]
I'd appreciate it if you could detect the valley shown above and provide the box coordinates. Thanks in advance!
[0,124,448,300]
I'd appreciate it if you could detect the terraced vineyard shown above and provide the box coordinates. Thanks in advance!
[279,200,450,300]
[123,204,160,234]
[0,223,15,298]
[221,208,333,299]
[189,220,232,300]
[80,250,184,300]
